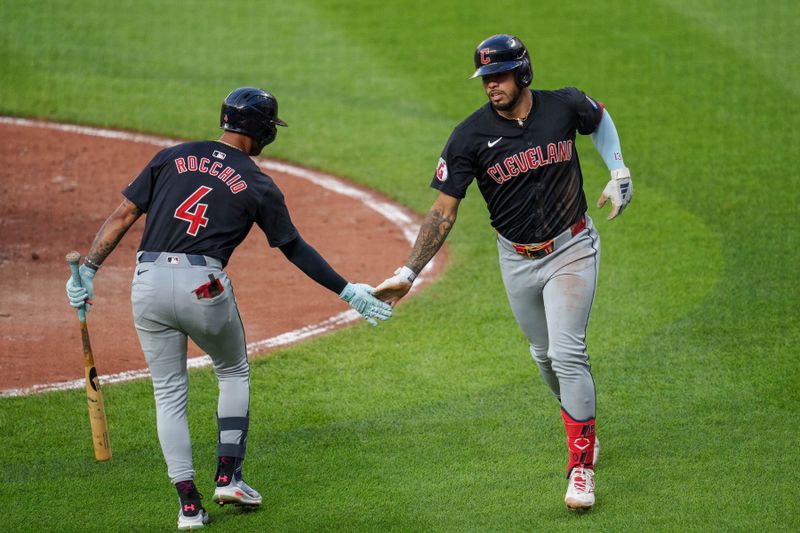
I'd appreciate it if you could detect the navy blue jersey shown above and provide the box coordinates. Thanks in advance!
[431,87,603,243]
[123,141,298,266]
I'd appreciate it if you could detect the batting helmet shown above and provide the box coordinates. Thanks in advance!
[469,34,533,87]
[220,87,287,153]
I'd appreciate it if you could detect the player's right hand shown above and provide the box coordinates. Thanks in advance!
[597,167,633,220]
[339,282,393,326]
[373,267,415,307]
[65,264,96,311]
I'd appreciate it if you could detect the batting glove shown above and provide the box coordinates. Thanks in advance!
[65,264,96,311]
[339,282,393,326]
[597,167,633,220]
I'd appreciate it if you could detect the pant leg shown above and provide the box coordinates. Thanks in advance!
[132,269,194,484]
[498,239,561,399]
[175,269,250,460]
[541,226,600,421]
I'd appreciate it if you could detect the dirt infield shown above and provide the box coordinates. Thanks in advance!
[0,119,443,395]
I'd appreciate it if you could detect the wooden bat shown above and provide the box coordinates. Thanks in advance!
[66,251,112,461]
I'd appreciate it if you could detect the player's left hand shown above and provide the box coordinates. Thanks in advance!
[597,167,633,220]
[339,282,393,326]
[65,264,97,311]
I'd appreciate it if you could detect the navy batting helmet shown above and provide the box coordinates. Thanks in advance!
[220,87,287,154]
[469,34,533,87]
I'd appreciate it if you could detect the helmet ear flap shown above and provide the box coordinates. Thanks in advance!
[262,122,277,148]
[515,56,533,87]
[248,122,278,156]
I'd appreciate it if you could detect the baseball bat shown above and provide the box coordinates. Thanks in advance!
[66,251,112,461]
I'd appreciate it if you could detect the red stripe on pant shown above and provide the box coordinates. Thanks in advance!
[561,408,596,477]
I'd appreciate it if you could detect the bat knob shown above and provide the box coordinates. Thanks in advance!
[66,251,81,265]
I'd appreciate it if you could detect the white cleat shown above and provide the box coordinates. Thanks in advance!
[593,437,600,466]
[177,506,209,530]
[213,477,262,507]
[565,466,595,510]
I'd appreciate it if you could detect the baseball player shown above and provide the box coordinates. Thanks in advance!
[375,34,632,510]
[65,87,393,530]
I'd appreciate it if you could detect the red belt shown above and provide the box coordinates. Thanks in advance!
[511,216,586,259]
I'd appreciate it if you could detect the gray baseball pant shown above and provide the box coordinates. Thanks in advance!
[131,252,250,484]
[497,215,600,421]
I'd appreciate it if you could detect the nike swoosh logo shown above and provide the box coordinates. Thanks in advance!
[488,137,503,148]
[137,269,149,275]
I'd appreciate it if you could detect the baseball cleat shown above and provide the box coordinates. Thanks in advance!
[213,477,262,507]
[175,480,209,530]
[178,507,209,530]
[593,437,600,466]
[565,466,595,510]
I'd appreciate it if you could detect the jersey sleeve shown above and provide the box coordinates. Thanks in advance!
[429,128,476,199]
[122,147,171,212]
[566,87,605,135]
[255,179,300,248]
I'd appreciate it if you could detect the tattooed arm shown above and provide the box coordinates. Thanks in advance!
[406,192,460,273]
[65,198,143,311]
[374,192,460,306]
[84,198,144,268]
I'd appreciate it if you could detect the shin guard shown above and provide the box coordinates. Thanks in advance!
[561,408,596,477]
[216,414,249,484]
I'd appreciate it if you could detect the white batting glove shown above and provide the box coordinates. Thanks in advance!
[597,167,633,220]
[373,266,416,307]
[339,282,393,326]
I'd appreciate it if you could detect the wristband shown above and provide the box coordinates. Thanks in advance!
[398,266,417,283]
[610,167,631,180]
[84,257,101,271]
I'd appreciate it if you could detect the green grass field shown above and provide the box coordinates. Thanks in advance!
[1,0,798,530]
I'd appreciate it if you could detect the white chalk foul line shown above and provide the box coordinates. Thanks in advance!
[0,117,433,397]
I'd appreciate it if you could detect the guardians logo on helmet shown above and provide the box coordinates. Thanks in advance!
[469,34,533,88]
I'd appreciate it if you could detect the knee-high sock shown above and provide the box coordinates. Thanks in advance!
[561,407,596,477]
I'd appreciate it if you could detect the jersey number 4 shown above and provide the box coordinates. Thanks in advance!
[174,186,212,236]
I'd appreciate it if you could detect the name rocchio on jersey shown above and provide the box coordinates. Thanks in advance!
[174,155,248,194]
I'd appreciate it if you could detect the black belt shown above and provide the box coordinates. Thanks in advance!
[138,252,207,266]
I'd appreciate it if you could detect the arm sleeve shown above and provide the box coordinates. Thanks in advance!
[590,110,626,171]
[278,236,348,294]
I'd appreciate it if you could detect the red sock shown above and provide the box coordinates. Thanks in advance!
[561,408,596,477]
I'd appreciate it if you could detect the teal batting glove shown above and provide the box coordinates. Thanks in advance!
[65,264,96,311]
[339,282,393,326]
